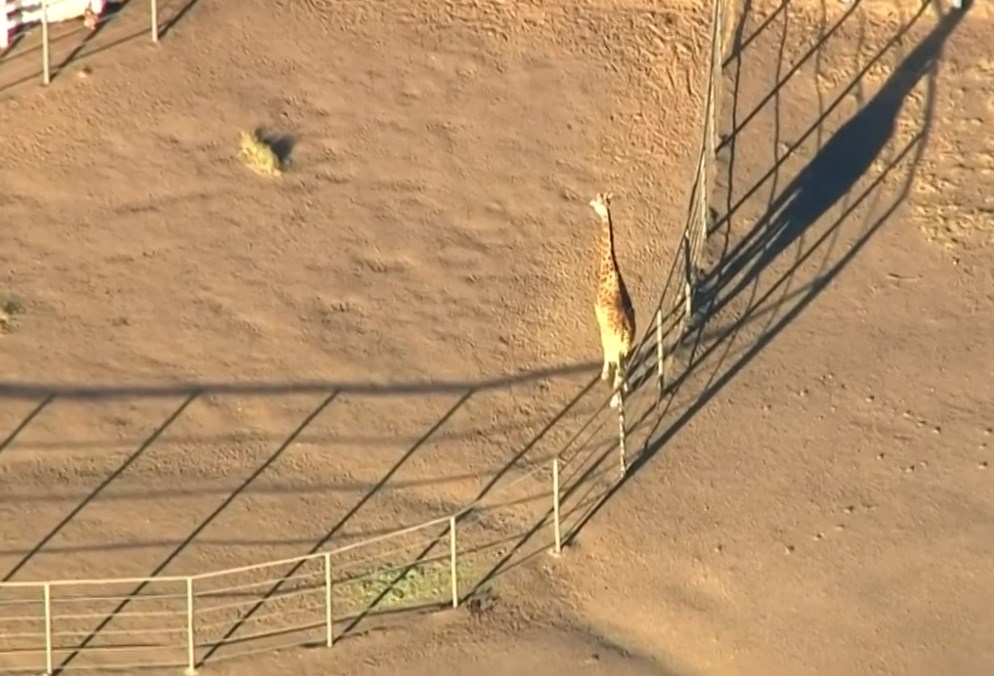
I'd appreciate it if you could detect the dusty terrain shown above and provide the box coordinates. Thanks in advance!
[1,0,993,674]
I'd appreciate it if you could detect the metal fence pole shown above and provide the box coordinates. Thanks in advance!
[655,306,665,399]
[185,577,196,675]
[40,0,50,85]
[448,516,458,609]
[150,0,159,42]
[552,457,562,555]
[323,552,334,647]
[42,583,53,675]
[617,390,628,480]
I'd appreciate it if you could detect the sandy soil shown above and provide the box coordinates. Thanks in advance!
[1,0,993,674]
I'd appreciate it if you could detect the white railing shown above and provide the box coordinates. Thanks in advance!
[0,447,615,674]
[1,0,161,85]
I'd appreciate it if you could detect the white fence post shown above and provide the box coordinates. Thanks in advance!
[42,583,53,675]
[323,552,333,647]
[150,0,158,42]
[184,577,196,675]
[552,457,562,555]
[448,516,458,609]
[617,389,628,479]
[40,0,50,85]
[656,306,665,399]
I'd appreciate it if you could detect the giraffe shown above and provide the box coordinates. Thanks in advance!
[590,192,636,409]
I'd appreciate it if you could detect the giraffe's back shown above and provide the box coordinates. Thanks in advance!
[595,291,636,354]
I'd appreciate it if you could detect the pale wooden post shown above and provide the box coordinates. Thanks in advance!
[184,577,196,675]
[150,0,159,42]
[617,389,628,479]
[552,457,562,555]
[656,306,665,399]
[40,0,50,85]
[43,583,53,675]
[449,516,458,609]
[324,552,334,647]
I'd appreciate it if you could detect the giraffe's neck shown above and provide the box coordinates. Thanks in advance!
[597,208,620,285]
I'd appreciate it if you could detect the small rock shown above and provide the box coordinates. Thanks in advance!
[834,524,845,531]
[877,452,886,460]
[785,544,795,554]
[844,505,855,514]
[979,461,989,470]
[932,426,942,434]
[813,532,824,541]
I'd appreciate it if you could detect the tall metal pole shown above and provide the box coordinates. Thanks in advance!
[617,390,628,480]
[150,0,159,42]
[185,577,197,675]
[43,583,53,675]
[552,457,562,555]
[449,516,458,609]
[324,552,334,647]
[41,0,51,85]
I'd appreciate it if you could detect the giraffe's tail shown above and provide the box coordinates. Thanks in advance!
[589,192,613,221]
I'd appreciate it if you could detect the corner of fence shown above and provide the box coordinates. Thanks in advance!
[27,0,166,88]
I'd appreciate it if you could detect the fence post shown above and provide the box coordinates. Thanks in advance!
[552,457,562,555]
[184,577,196,675]
[150,0,159,42]
[323,552,334,647]
[42,583,53,675]
[448,516,458,609]
[617,389,628,480]
[655,306,665,400]
[40,0,50,85]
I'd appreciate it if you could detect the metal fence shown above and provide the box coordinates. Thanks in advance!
[0,438,621,674]
[0,0,731,672]
[1,0,163,86]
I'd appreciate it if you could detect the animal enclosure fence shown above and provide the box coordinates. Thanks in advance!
[0,0,732,671]
[0,0,164,86]
[0,394,633,674]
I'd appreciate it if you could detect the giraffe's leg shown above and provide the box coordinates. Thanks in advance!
[610,351,630,409]
[601,351,612,381]
[610,366,623,409]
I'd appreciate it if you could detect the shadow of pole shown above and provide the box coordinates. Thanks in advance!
[195,388,473,667]
[52,390,340,674]
[2,391,199,583]
[568,0,962,541]
[656,0,943,407]
[0,394,54,458]
[0,361,597,401]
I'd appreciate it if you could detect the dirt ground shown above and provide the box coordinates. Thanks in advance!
[1,0,993,674]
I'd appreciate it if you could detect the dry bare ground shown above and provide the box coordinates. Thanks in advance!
[1,0,993,674]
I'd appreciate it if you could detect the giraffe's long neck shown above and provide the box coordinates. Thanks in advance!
[597,206,620,286]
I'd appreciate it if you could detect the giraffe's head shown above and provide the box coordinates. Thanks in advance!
[589,192,613,221]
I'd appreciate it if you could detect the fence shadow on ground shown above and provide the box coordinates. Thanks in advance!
[0,360,623,672]
[0,1,970,673]
[578,0,965,537]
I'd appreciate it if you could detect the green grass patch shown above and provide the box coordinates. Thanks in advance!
[334,555,491,614]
